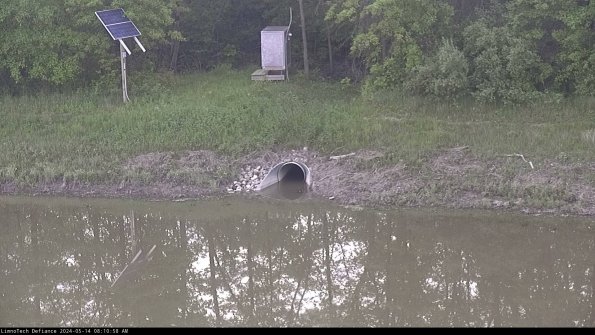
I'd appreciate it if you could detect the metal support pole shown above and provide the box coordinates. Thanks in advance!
[120,42,129,103]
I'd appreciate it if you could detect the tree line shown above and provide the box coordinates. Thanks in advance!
[1,0,594,103]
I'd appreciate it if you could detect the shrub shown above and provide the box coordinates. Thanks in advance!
[406,39,469,100]
[463,21,550,104]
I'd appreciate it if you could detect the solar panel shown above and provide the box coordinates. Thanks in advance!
[95,8,146,103]
[95,8,141,40]
[108,22,141,40]
[96,9,127,25]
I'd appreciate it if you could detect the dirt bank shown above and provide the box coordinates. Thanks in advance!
[2,148,594,216]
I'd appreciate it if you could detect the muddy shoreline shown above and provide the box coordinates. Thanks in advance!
[2,148,594,216]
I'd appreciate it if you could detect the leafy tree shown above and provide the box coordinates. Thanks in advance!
[505,0,563,94]
[0,0,105,89]
[172,0,295,71]
[0,0,176,91]
[327,0,454,90]
[2,0,595,102]
[463,19,548,103]
[406,39,469,100]
[552,1,595,95]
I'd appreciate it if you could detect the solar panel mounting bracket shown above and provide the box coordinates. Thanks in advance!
[119,39,132,56]
[134,37,146,53]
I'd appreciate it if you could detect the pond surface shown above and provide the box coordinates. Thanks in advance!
[0,196,594,327]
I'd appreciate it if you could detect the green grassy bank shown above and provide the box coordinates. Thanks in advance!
[1,68,595,186]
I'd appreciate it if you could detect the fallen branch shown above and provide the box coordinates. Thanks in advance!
[505,153,534,169]
[329,152,355,160]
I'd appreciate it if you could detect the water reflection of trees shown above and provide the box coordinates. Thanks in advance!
[0,201,593,327]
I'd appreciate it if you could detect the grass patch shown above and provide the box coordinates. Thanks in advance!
[1,68,595,185]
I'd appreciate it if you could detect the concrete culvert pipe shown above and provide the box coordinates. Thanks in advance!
[257,161,312,192]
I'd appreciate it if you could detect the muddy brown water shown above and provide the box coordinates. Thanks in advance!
[0,195,594,327]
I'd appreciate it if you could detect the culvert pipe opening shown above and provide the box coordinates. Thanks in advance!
[278,163,306,183]
[257,161,312,198]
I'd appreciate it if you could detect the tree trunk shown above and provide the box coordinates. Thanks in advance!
[169,1,185,72]
[298,0,310,76]
[170,40,180,72]
[326,21,333,75]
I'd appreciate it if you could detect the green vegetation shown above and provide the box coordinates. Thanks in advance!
[0,2,593,215]
[2,1,595,105]
[1,68,594,186]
